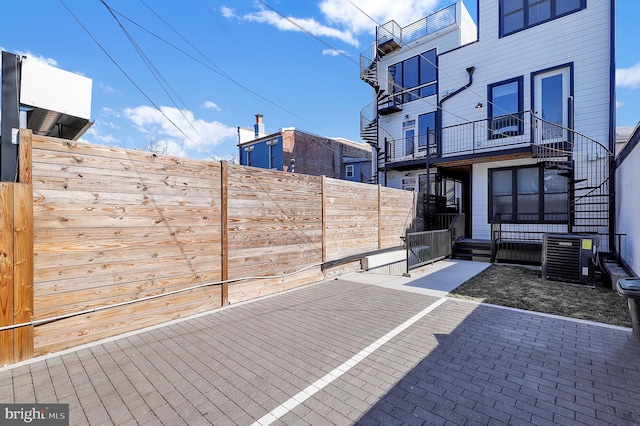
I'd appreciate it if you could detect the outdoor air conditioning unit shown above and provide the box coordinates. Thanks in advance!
[542,234,597,285]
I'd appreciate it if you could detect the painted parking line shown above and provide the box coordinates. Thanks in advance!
[251,297,448,426]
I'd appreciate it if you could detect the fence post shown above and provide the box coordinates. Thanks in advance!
[0,183,15,365]
[16,130,33,361]
[13,182,33,361]
[378,184,382,249]
[220,161,229,306]
[0,130,34,365]
[322,176,327,263]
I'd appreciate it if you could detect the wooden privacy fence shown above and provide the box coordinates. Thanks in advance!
[0,132,417,365]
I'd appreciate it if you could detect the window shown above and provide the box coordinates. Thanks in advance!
[345,165,354,178]
[418,112,435,151]
[244,145,254,166]
[418,173,437,194]
[268,144,276,169]
[405,129,415,156]
[488,77,523,139]
[500,0,586,37]
[402,177,416,192]
[389,49,437,105]
[489,165,568,223]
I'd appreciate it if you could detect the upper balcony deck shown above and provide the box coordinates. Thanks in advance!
[375,3,459,58]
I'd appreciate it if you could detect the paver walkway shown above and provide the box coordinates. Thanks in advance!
[1,268,639,425]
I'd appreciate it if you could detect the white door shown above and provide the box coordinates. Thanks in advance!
[534,67,571,143]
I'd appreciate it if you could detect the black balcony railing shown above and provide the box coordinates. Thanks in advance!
[385,130,437,162]
[376,3,458,54]
[385,111,538,163]
[384,110,612,256]
[384,111,585,163]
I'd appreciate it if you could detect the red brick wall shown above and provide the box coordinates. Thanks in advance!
[283,130,370,178]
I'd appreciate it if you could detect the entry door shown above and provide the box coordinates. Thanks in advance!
[534,67,571,143]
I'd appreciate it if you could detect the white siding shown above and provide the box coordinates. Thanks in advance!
[386,169,427,191]
[439,1,611,144]
[616,145,640,275]
[371,1,612,247]
[472,158,540,240]
[459,1,478,46]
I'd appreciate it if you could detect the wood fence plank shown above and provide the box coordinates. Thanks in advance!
[34,286,222,355]
[221,161,229,306]
[20,135,417,362]
[322,176,327,263]
[19,130,33,185]
[0,184,14,365]
[13,183,34,361]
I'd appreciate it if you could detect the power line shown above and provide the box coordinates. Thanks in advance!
[256,0,358,66]
[346,0,533,131]
[100,0,203,140]
[59,0,196,146]
[110,1,306,122]
[255,0,495,141]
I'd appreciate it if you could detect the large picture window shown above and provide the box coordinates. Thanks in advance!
[500,0,586,37]
[489,165,568,223]
[389,49,437,104]
[488,77,523,139]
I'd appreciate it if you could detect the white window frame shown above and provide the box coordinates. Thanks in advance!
[346,164,355,178]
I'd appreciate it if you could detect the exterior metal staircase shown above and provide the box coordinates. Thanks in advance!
[529,115,613,251]
[359,55,400,184]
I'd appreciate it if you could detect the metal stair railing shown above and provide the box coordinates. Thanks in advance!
[530,114,613,250]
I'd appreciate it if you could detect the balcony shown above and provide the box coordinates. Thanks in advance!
[385,111,542,164]
[385,131,437,163]
[438,111,534,157]
[375,3,458,57]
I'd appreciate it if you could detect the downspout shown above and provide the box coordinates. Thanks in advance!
[609,0,616,254]
[428,66,475,229]
[436,66,475,157]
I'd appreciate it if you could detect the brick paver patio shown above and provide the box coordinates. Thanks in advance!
[1,276,639,425]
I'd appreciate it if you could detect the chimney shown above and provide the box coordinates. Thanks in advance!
[254,114,265,138]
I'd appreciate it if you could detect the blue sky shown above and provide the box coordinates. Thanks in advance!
[1,1,638,160]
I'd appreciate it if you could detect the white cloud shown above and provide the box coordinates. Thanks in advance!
[203,101,222,111]
[240,8,359,47]
[222,1,444,49]
[319,0,441,35]
[100,82,116,94]
[617,63,640,89]
[11,50,58,67]
[220,6,236,19]
[83,123,117,145]
[149,139,189,157]
[101,107,122,119]
[617,100,623,109]
[322,48,347,56]
[123,105,237,157]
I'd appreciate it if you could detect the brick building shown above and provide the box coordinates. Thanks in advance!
[238,115,372,182]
